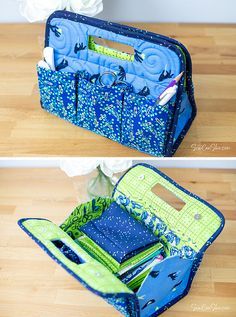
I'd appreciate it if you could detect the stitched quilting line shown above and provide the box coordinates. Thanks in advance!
[47,16,182,98]
[55,52,172,92]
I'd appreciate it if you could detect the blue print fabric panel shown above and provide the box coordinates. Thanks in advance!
[77,77,127,142]
[105,295,138,317]
[137,256,193,317]
[37,66,77,124]
[121,92,174,156]
[80,202,159,263]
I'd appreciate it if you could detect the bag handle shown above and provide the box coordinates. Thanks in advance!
[87,34,140,63]
[51,239,85,265]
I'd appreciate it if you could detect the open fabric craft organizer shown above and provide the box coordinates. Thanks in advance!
[19,164,224,317]
[37,11,197,156]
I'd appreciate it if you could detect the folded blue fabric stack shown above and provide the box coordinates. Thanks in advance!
[79,202,164,290]
[80,202,159,263]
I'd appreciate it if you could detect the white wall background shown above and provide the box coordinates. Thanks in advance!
[0,0,235,23]
[0,158,235,169]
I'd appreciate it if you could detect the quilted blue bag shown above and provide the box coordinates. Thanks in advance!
[19,164,224,317]
[37,11,197,156]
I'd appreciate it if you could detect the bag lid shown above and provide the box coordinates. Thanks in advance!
[113,163,225,254]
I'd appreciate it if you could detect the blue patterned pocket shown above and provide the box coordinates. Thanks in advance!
[77,77,125,142]
[121,92,172,156]
[37,66,77,124]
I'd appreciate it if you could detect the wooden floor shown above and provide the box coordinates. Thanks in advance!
[0,167,235,317]
[0,23,236,157]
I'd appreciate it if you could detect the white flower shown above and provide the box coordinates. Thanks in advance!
[17,0,103,22]
[60,158,101,177]
[18,0,68,22]
[100,160,133,178]
[60,159,132,178]
[70,0,103,17]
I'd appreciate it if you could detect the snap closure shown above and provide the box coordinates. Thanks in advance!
[95,272,102,277]
[194,213,202,220]
[138,174,145,180]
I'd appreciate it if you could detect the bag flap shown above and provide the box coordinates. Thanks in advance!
[113,163,225,254]
[18,218,133,296]
[137,255,194,317]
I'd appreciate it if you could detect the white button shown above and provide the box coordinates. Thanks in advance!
[139,174,145,180]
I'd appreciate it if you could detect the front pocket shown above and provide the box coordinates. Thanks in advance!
[137,256,194,317]
[77,77,125,142]
[37,66,77,124]
[121,92,173,156]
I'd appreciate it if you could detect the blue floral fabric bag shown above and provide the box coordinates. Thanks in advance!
[37,11,197,156]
